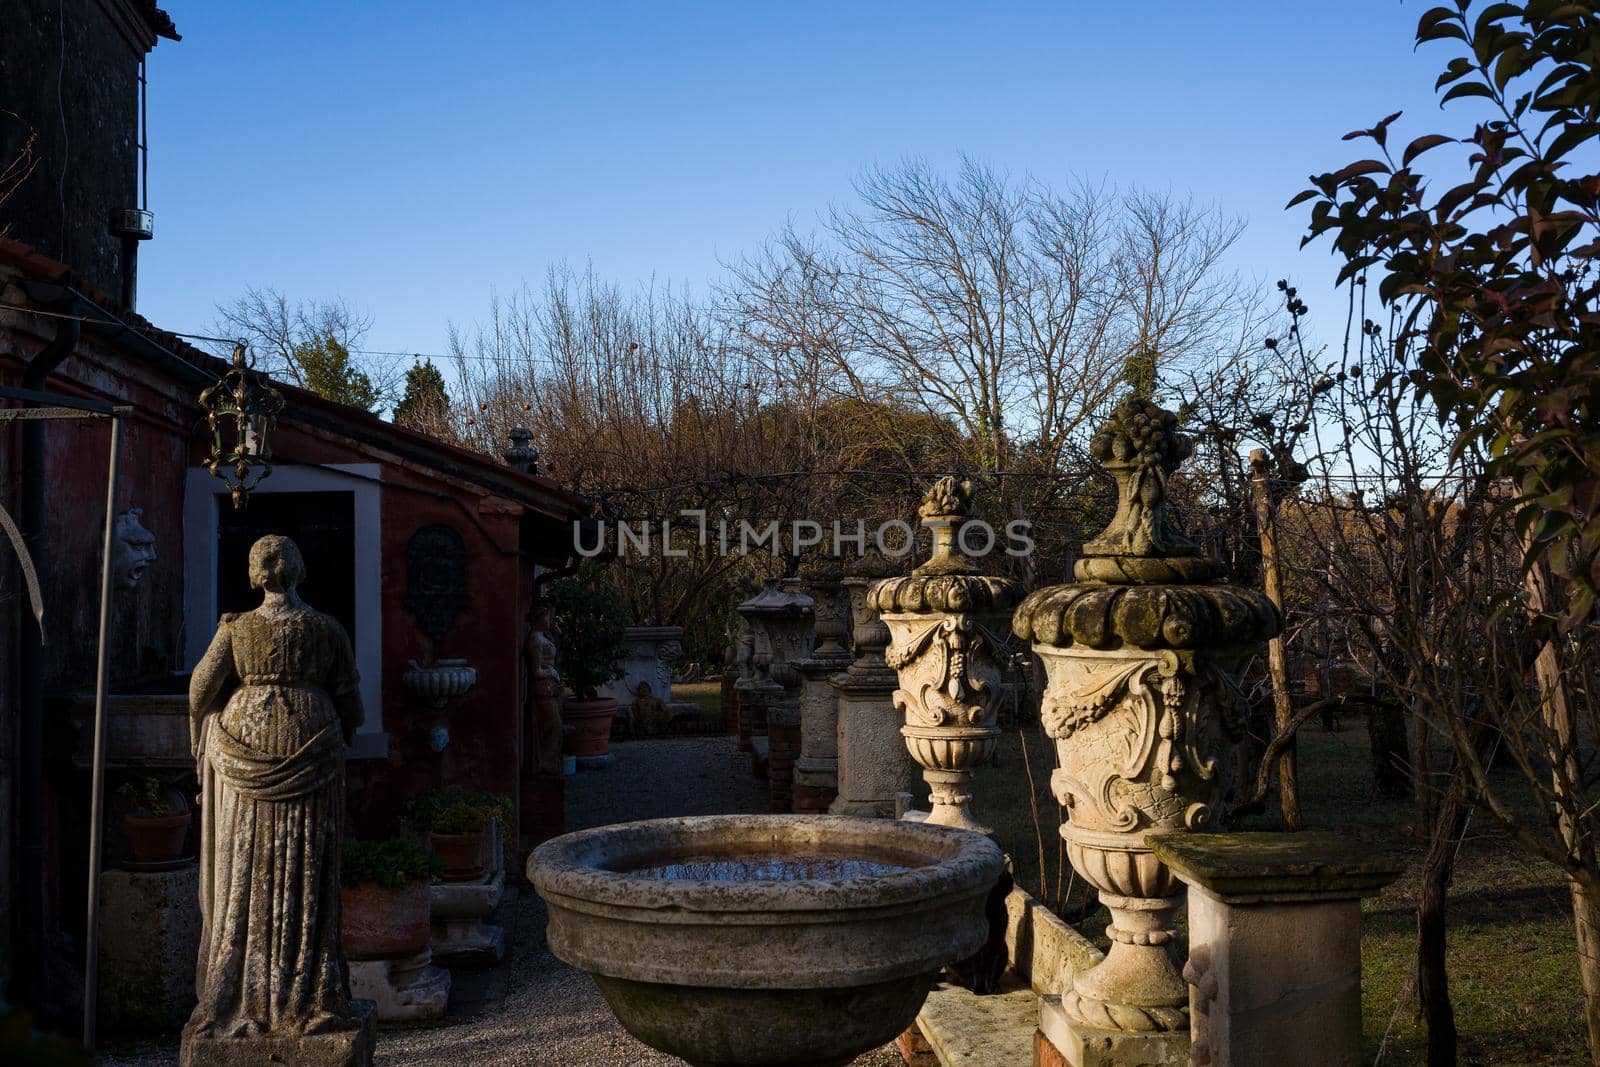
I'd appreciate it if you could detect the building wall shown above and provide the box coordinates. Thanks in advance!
[0,0,156,301]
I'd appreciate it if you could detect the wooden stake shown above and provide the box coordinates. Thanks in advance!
[1249,449,1301,830]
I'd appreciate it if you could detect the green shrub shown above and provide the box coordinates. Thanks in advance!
[341,837,440,890]
[430,801,488,835]
[399,788,512,833]
[117,776,185,818]
[549,567,633,699]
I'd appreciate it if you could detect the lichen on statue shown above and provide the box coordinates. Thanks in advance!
[182,535,369,1060]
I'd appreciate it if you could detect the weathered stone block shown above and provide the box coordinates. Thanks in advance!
[1038,994,1187,1067]
[179,999,376,1067]
[348,950,449,1023]
[98,863,200,1033]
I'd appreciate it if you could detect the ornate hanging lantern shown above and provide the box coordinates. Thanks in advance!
[198,342,284,508]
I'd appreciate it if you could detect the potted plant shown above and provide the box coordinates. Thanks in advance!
[340,837,440,959]
[549,569,633,759]
[118,776,191,864]
[400,789,513,881]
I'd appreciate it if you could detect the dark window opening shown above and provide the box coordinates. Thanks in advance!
[216,491,358,643]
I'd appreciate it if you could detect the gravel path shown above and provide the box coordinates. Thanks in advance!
[99,736,903,1067]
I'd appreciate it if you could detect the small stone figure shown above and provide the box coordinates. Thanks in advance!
[181,535,374,1067]
[523,602,565,777]
[628,681,672,737]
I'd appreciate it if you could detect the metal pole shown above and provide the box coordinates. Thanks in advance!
[83,411,123,1050]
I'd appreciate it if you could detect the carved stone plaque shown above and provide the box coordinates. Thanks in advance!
[405,524,467,640]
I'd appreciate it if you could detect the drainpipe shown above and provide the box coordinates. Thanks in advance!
[13,286,81,1002]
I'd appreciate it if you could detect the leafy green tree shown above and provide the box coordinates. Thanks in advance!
[394,358,451,432]
[1301,3,1600,1060]
[293,332,379,411]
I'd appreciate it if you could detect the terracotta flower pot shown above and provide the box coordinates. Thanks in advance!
[429,830,486,882]
[123,810,191,864]
[341,879,432,959]
[561,696,618,758]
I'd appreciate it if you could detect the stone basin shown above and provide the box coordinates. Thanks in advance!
[528,814,1004,1067]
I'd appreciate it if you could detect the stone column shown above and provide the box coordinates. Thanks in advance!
[869,478,1020,833]
[794,560,851,813]
[829,551,905,818]
[736,583,781,758]
[1014,398,1280,1067]
[731,609,756,751]
[764,580,815,812]
[1149,832,1402,1067]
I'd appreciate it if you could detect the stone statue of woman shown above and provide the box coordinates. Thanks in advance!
[181,535,374,1066]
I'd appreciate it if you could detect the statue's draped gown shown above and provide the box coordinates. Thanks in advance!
[186,606,363,1038]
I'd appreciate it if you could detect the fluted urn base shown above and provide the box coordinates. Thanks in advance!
[901,725,996,834]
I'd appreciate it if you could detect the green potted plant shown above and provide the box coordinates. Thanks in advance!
[117,776,190,864]
[340,837,440,959]
[400,789,513,881]
[549,569,633,760]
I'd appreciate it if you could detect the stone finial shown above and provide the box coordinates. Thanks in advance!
[1078,397,1212,584]
[503,427,540,475]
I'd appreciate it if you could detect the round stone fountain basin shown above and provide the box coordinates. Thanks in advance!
[528,814,1004,1067]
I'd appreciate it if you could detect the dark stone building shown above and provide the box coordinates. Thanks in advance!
[0,1,180,307]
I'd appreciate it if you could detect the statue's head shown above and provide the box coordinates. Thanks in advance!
[112,508,157,591]
[248,535,307,593]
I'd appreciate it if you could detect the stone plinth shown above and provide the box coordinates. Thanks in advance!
[1037,995,1188,1067]
[520,772,565,850]
[599,625,685,710]
[793,563,851,814]
[181,1000,376,1067]
[430,821,505,967]
[98,863,199,1033]
[766,701,802,812]
[348,949,450,1023]
[829,556,905,818]
[1149,832,1402,1067]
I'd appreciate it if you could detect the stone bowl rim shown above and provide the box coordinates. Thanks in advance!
[529,813,1003,913]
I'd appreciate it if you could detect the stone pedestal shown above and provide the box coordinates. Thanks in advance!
[1149,832,1401,1067]
[181,1000,376,1067]
[430,821,506,967]
[98,863,199,1033]
[828,673,903,816]
[348,948,450,1023]
[793,563,851,813]
[1036,993,1188,1067]
[519,772,565,851]
[794,657,848,812]
[599,624,685,710]
[766,700,802,812]
[829,560,904,818]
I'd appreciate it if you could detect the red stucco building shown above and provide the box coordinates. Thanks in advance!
[0,237,589,1017]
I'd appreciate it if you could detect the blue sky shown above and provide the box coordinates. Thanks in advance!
[139,2,1448,363]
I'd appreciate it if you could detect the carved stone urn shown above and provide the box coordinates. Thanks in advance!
[1012,397,1280,1059]
[868,478,1020,834]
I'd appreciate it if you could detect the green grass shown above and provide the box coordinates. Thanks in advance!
[909,719,1586,1065]
[674,679,723,717]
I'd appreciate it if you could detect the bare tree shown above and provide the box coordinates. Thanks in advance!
[723,157,1268,578]
[212,287,401,411]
